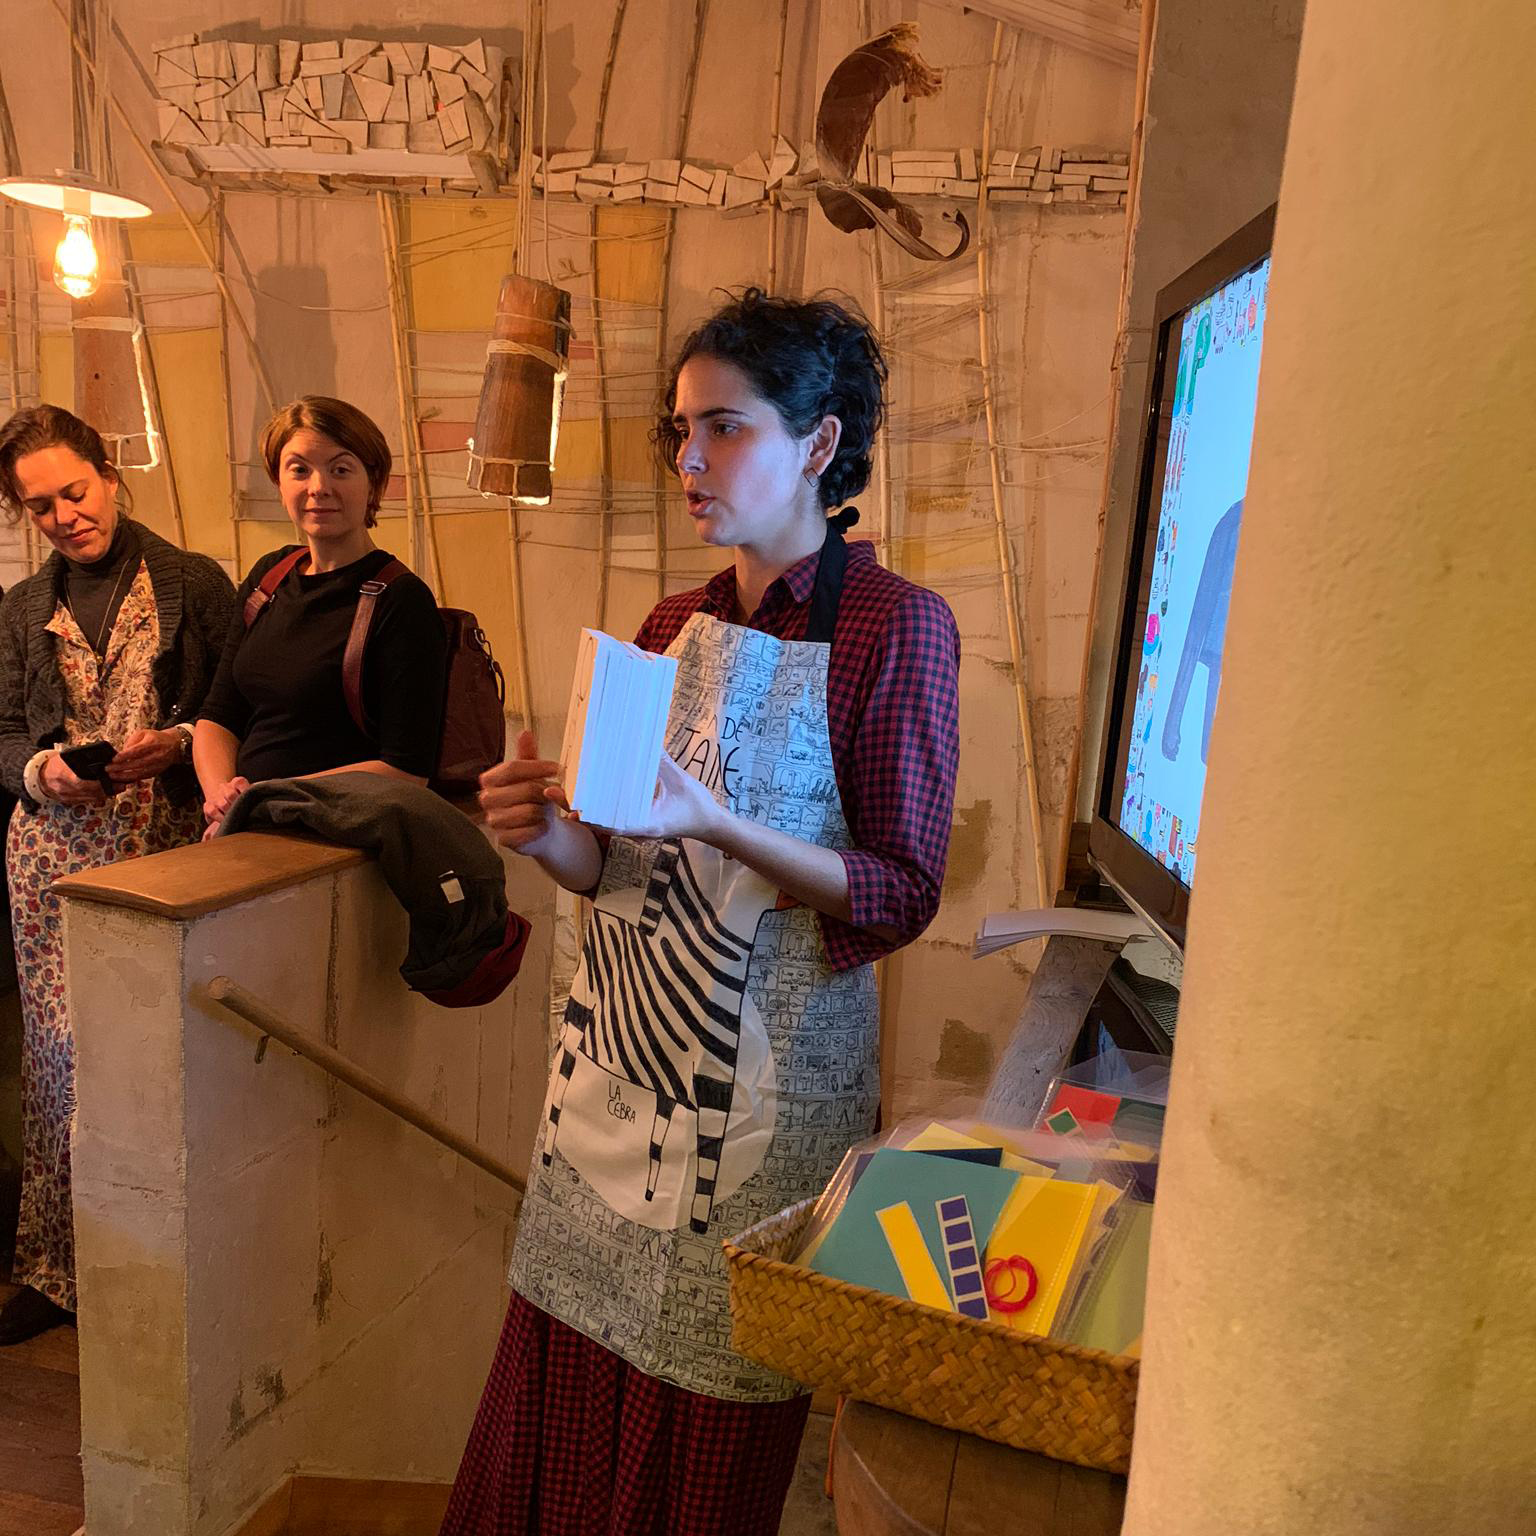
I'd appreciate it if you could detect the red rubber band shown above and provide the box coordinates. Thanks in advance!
[985,1255,1038,1314]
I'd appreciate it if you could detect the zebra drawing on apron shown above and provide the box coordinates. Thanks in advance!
[543,838,765,1233]
[512,528,883,1397]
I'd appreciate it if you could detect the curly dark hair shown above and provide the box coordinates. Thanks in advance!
[654,288,888,511]
[0,403,121,524]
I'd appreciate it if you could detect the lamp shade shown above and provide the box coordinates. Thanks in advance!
[74,281,160,471]
[0,171,150,220]
[466,273,572,506]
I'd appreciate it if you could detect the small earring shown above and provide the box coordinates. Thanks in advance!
[803,467,820,488]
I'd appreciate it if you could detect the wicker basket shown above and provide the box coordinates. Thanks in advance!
[724,1197,1138,1474]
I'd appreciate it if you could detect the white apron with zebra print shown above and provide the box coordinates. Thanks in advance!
[509,603,880,1401]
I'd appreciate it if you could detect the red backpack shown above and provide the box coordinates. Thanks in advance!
[243,549,506,790]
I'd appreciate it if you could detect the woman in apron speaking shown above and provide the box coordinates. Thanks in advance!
[443,289,961,1536]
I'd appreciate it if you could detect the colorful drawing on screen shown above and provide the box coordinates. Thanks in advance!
[1119,256,1271,891]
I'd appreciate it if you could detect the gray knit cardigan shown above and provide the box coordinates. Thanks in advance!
[0,521,236,808]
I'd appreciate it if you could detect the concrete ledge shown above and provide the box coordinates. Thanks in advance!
[52,832,366,920]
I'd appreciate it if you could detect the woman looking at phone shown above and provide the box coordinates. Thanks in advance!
[0,404,235,1344]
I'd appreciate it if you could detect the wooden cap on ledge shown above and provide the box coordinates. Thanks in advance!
[52,831,366,920]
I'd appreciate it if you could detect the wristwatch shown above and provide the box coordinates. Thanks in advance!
[173,723,196,763]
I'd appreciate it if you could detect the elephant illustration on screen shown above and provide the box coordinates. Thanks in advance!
[1161,498,1243,765]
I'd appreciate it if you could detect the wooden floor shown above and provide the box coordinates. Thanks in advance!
[0,1283,83,1536]
[0,1285,835,1536]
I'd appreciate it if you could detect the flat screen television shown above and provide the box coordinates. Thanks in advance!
[1090,206,1276,952]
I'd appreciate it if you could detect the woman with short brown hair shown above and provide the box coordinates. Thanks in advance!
[194,396,446,833]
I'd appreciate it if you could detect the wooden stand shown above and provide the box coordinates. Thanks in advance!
[832,1400,1125,1535]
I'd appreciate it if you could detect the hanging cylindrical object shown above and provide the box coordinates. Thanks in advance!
[466,272,572,506]
[71,233,159,471]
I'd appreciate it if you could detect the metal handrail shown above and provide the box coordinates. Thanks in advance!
[196,975,526,1195]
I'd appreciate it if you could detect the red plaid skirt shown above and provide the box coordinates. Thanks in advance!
[440,1290,813,1536]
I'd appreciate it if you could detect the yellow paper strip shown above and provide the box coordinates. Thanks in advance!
[876,1202,954,1312]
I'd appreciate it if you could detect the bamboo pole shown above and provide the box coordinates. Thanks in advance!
[199,977,526,1194]
[649,0,712,604]
[42,0,278,414]
[505,504,536,735]
[767,0,790,292]
[379,192,444,596]
[209,187,249,567]
[859,1,895,566]
[119,224,187,546]
[977,22,1050,909]
[496,0,553,738]
[0,74,44,572]
[514,5,537,262]
[2,196,43,579]
[868,242,894,564]
[96,79,188,549]
[590,0,629,631]
[377,191,423,583]
[1,206,19,412]
[0,74,26,417]
[1056,0,1159,884]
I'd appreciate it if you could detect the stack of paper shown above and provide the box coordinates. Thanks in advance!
[559,628,678,830]
[799,1118,1155,1349]
[973,907,1149,956]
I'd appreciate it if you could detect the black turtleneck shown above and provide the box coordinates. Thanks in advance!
[64,517,142,657]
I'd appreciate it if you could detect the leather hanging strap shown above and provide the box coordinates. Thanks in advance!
[340,557,409,735]
[241,547,310,626]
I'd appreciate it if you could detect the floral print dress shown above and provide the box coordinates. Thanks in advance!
[7,562,202,1309]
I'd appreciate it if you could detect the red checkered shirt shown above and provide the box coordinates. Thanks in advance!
[635,537,961,972]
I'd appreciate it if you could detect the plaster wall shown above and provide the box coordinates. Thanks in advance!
[0,2,1136,1154]
[1123,0,1536,1529]
[66,847,544,1535]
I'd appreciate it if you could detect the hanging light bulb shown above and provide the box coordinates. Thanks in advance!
[0,171,149,301]
[53,212,100,299]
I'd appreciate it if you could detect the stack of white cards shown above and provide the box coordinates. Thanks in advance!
[559,628,679,830]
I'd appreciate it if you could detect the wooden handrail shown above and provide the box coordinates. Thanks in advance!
[196,976,526,1195]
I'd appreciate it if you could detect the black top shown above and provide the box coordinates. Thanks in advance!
[66,517,142,656]
[200,546,446,782]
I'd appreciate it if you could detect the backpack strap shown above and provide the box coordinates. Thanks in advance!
[341,558,409,736]
[242,548,310,626]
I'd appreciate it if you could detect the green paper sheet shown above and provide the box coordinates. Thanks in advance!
[1059,1199,1154,1355]
[807,1148,1019,1303]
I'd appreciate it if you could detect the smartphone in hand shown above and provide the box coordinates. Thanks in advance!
[59,739,116,792]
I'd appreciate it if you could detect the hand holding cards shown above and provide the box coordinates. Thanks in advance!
[559,628,678,831]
